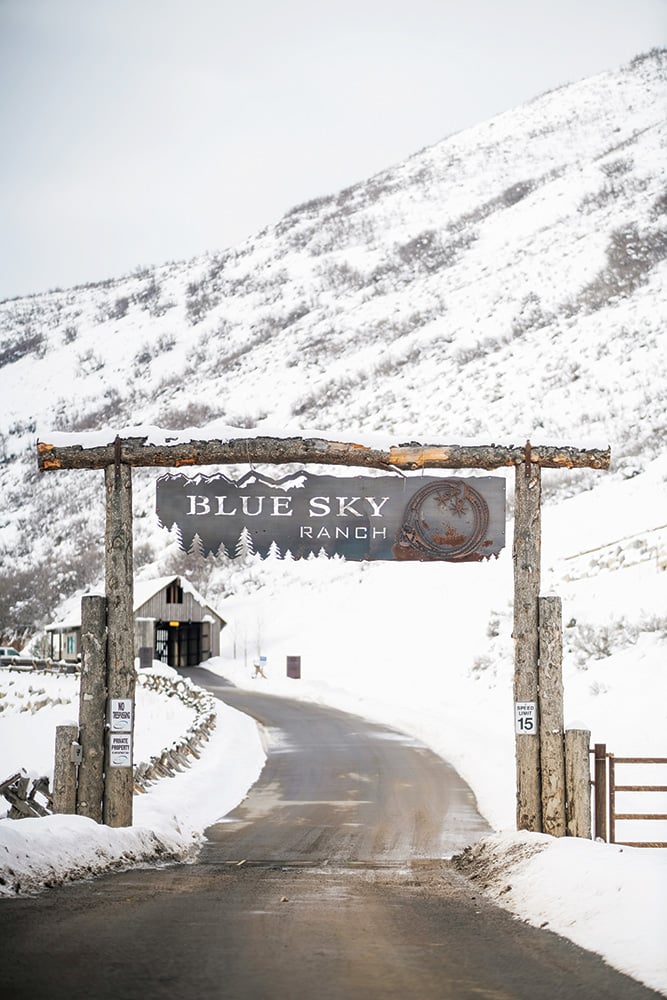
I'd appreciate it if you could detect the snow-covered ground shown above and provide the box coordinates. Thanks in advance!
[1,448,666,994]
[0,665,266,888]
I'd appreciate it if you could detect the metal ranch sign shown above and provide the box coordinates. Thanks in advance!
[156,471,505,562]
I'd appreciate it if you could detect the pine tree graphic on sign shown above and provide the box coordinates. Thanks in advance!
[187,533,206,558]
[235,527,255,559]
[266,540,282,560]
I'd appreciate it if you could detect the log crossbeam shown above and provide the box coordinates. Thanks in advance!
[37,436,611,473]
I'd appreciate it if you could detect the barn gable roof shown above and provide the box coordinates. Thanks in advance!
[134,575,225,625]
[47,575,225,631]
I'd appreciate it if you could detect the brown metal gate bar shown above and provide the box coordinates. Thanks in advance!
[608,754,667,848]
[593,744,607,842]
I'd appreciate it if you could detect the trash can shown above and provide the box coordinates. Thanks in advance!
[286,655,301,679]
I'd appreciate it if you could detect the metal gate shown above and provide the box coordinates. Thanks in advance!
[592,744,667,847]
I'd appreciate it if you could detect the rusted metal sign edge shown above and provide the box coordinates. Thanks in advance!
[156,470,506,562]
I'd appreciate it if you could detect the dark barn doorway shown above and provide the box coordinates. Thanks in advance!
[155,621,202,667]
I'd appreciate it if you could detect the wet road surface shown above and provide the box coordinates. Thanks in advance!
[0,667,662,1000]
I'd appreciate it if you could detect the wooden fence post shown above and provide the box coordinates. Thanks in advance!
[513,453,542,831]
[103,456,135,827]
[564,728,592,838]
[77,594,107,822]
[538,596,566,836]
[53,724,79,814]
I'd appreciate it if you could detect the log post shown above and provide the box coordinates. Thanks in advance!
[565,728,592,838]
[103,455,135,827]
[513,452,542,831]
[77,595,107,822]
[53,724,79,814]
[538,596,566,836]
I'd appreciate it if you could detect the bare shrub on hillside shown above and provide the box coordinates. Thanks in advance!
[158,401,218,430]
[370,346,425,378]
[297,331,345,363]
[0,525,102,638]
[600,157,633,178]
[568,615,667,669]
[76,275,115,292]
[511,293,554,337]
[361,172,400,206]
[284,193,337,218]
[320,261,367,291]
[283,221,320,251]
[133,277,161,308]
[396,228,476,274]
[271,303,311,329]
[157,333,176,352]
[364,256,407,293]
[650,189,667,219]
[291,370,364,419]
[133,343,153,369]
[7,418,37,439]
[0,330,46,368]
[629,47,667,70]
[220,270,255,296]
[579,181,627,213]
[61,389,124,432]
[109,295,130,319]
[574,223,667,312]
[194,325,275,373]
[0,565,55,638]
[453,342,491,366]
[502,180,535,206]
[397,230,438,268]
[208,253,231,284]
[226,410,269,429]
[132,334,176,372]
[76,349,104,375]
[450,171,560,234]
[130,276,173,317]
[186,280,219,325]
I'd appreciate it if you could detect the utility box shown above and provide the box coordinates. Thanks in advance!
[286,655,301,679]
[138,646,153,669]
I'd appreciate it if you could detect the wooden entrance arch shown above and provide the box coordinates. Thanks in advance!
[38,433,610,829]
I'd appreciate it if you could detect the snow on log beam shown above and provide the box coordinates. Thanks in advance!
[36,437,611,473]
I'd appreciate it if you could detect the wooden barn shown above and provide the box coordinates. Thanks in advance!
[46,576,226,668]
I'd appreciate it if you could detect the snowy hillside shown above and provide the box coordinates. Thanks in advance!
[0,48,666,736]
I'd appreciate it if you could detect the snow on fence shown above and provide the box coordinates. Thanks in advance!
[132,671,217,792]
[0,671,218,819]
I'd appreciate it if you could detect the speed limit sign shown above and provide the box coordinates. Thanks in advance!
[515,701,537,734]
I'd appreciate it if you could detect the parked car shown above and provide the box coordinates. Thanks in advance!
[0,647,20,658]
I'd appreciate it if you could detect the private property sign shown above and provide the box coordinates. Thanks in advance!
[156,471,505,561]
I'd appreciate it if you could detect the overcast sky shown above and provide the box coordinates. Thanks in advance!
[1,0,665,301]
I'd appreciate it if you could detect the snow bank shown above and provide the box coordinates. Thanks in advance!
[456,832,667,996]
